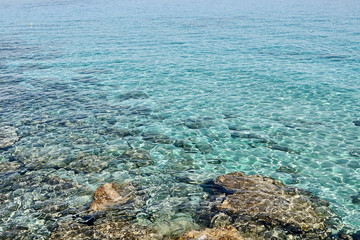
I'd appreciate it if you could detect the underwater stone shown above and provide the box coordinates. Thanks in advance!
[0,173,89,239]
[231,131,277,145]
[120,149,154,167]
[195,142,213,154]
[178,225,247,240]
[174,140,196,152]
[231,132,263,139]
[90,182,140,211]
[141,133,174,144]
[89,182,147,214]
[118,91,149,101]
[49,221,161,240]
[97,128,142,137]
[353,120,360,126]
[66,154,112,174]
[349,149,360,157]
[182,118,213,129]
[0,126,18,149]
[351,194,360,204]
[266,144,300,154]
[206,172,337,239]
[154,214,200,238]
[277,165,297,174]
[90,183,124,211]
[50,182,153,239]
[120,149,151,160]
[0,161,22,174]
[0,224,31,240]
[223,112,240,119]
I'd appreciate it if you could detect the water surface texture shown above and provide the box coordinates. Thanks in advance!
[1,0,360,238]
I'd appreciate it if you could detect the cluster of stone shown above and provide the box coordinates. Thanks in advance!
[49,172,344,240]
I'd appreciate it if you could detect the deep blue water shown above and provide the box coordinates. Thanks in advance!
[1,0,360,238]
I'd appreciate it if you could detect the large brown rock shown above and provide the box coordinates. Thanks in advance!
[208,172,337,239]
[90,182,139,211]
[49,182,155,239]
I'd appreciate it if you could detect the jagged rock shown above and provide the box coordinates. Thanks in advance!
[0,126,18,149]
[178,225,247,240]
[206,172,337,239]
[90,182,140,211]
[49,221,161,240]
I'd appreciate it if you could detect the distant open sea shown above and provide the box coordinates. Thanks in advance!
[1,0,360,238]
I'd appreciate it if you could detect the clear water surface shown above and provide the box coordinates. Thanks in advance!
[1,0,360,238]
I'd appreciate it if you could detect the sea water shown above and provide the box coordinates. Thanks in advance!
[1,0,360,238]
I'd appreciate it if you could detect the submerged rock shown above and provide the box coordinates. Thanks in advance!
[141,132,174,144]
[154,214,200,238]
[0,173,89,239]
[66,154,112,174]
[89,182,147,215]
[0,126,18,149]
[231,132,264,139]
[231,132,276,145]
[49,221,161,240]
[353,120,360,126]
[174,140,196,152]
[50,182,155,239]
[90,183,124,211]
[0,161,22,174]
[178,225,247,240]
[204,172,337,239]
[120,149,154,167]
[277,165,298,174]
[118,91,149,101]
[350,149,360,157]
[266,144,300,154]
[351,192,360,204]
[181,118,213,129]
[195,142,213,154]
[90,182,138,211]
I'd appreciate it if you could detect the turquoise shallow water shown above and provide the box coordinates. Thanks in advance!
[1,0,360,237]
